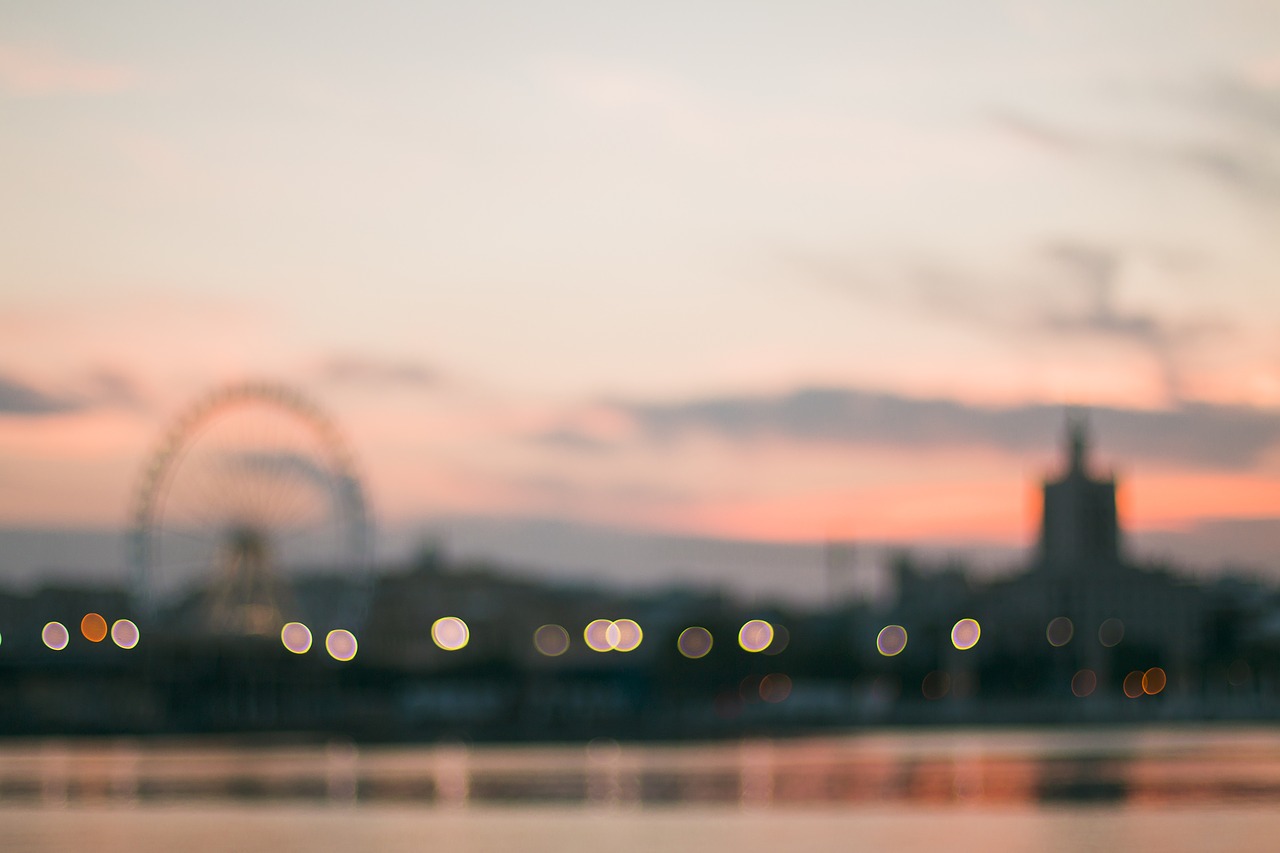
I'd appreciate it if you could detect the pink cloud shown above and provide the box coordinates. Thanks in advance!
[0,43,135,96]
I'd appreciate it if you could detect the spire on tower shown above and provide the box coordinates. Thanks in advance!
[1066,411,1089,477]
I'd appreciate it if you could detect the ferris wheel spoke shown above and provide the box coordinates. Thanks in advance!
[270,475,323,530]
[159,526,221,547]
[133,382,370,630]
[258,454,314,528]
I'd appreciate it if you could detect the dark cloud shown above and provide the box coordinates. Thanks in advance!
[0,370,144,416]
[1037,242,1228,402]
[1186,75,1280,132]
[0,373,79,415]
[611,386,1280,471]
[318,356,437,388]
[786,240,1225,406]
[989,90,1280,203]
[1177,145,1280,199]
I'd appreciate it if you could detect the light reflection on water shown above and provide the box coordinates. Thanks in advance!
[5,730,1280,852]
[3,728,1280,809]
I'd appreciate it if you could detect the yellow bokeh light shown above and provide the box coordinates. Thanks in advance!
[42,621,69,651]
[612,619,643,652]
[1046,616,1074,647]
[1142,667,1167,695]
[80,613,108,643]
[738,619,774,653]
[432,616,470,651]
[326,629,358,662]
[951,618,981,650]
[677,626,713,659]
[584,619,614,652]
[281,621,313,654]
[534,624,570,656]
[582,619,642,652]
[111,619,139,649]
[876,625,908,656]
[1099,618,1125,648]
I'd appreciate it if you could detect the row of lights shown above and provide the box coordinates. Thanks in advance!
[913,666,1169,700]
[277,617,794,661]
[875,616,1131,657]
[875,618,981,656]
[1067,666,1166,699]
[21,613,1138,665]
[25,614,141,651]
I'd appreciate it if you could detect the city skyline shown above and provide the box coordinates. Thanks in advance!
[3,2,1280,598]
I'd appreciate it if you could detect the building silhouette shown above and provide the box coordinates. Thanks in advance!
[1038,413,1121,572]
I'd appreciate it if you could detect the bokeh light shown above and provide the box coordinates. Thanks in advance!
[281,621,313,654]
[534,624,570,657]
[759,673,793,703]
[584,619,614,652]
[80,613,108,643]
[1123,670,1145,698]
[111,619,139,649]
[1071,669,1098,697]
[612,619,643,652]
[1046,616,1074,647]
[738,619,774,653]
[677,626,713,659]
[432,616,470,651]
[326,629,358,662]
[762,624,789,656]
[43,621,69,650]
[1143,667,1167,695]
[922,670,951,700]
[951,618,981,650]
[876,625,908,657]
[1099,618,1125,648]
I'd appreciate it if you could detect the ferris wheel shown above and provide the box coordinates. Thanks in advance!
[130,381,372,636]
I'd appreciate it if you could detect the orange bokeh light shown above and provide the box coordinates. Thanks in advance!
[80,612,108,643]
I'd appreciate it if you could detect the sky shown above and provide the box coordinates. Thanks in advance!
[3,1,1280,599]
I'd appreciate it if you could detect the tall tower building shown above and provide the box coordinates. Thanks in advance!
[1037,414,1121,571]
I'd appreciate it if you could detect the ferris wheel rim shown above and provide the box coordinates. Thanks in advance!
[128,380,372,622]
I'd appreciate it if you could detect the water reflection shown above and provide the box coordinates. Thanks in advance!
[2,729,1279,809]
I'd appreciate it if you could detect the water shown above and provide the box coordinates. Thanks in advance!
[3,727,1280,852]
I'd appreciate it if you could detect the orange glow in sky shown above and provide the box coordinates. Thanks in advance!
[3,1,1280,592]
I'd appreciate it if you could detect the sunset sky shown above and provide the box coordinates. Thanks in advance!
[3,2,1280,598]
